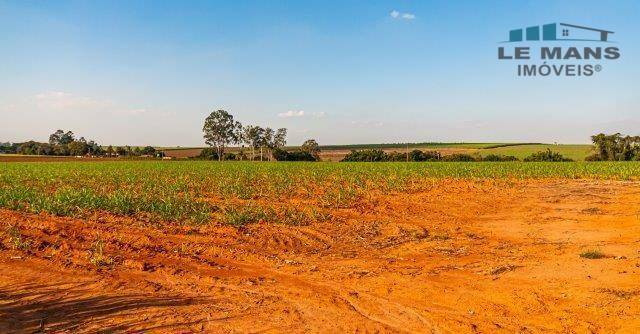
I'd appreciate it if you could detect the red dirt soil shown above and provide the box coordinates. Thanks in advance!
[1,180,639,333]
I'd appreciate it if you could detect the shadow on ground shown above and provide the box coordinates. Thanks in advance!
[0,281,216,333]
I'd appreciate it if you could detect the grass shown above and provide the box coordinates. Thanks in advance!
[1,161,640,224]
[580,249,607,259]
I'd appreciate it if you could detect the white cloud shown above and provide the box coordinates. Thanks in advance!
[34,91,111,111]
[124,108,147,115]
[350,120,384,128]
[278,110,305,118]
[401,13,415,20]
[277,110,326,118]
[390,10,415,20]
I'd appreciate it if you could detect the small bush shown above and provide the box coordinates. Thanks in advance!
[524,149,573,162]
[341,149,387,162]
[223,152,236,160]
[409,150,441,162]
[198,147,219,160]
[580,249,606,259]
[386,150,441,162]
[442,154,477,162]
[273,148,318,161]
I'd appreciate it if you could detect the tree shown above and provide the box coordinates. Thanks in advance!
[60,131,75,145]
[141,146,156,155]
[68,141,88,156]
[202,110,242,161]
[242,125,264,161]
[273,128,287,149]
[49,130,64,145]
[260,128,274,161]
[260,128,287,160]
[115,146,127,156]
[301,139,321,160]
[87,140,101,155]
[588,133,640,161]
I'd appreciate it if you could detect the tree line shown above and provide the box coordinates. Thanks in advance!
[340,149,521,162]
[0,129,158,157]
[201,109,320,161]
[340,148,578,162]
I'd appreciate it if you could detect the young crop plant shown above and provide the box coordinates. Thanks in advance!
[1,161,640,225]
[6,225,32,251]
[89,239,115,268]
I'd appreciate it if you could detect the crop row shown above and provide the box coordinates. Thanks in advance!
[1,161,640,223]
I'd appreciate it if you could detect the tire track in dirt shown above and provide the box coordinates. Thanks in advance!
[1,180,640,332]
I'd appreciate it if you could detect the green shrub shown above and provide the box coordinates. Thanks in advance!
[524,149,573,162]
[273,148,318,161]
[341,149,388,162]
[482,154,518,162]
[386,150,441,162]
[442,154,477,162]
[198,147,219,160]
[580,249,606,259]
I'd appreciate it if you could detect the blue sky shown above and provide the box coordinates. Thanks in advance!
[1,0,639,146]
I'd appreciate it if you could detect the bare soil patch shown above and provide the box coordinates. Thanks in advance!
[1,180,639,332]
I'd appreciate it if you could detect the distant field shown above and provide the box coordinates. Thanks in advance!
[318,142,513,150]
[4,143,595,161]
[478,144,594,161]
[162,142,595,161]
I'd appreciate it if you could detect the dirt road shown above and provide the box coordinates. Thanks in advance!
[1,180,639,333]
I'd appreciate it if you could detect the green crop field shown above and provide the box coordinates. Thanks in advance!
[1,161,638,225]
[478,144,593,161]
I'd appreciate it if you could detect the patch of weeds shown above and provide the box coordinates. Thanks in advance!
[431,233,451,241]
[597,288,640,299]
[410,227,430,241]
[7,225,32,251]
[489,264,522,276]
[280,206,332,226]
[222,205,275,227]
[175,242,203,257]
[580,249,606,259]
[319,186,361,209]
[279,207,310,226]
[465,232,483,240]
[89,239,114,267]
[221,204,332,227]
[581,207,602,215]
